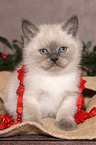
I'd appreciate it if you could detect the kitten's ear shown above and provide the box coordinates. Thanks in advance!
[62,15,78,37]
[22,20,39,42]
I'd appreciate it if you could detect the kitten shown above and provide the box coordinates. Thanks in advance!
[4,15,82,131]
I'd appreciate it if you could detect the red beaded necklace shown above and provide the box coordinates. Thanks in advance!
[0,65,96,130]
[15,65,25,124]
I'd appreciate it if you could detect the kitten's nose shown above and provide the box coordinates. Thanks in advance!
[51,57,58,63]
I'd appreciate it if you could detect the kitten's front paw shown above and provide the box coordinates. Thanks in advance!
[55,118,77,131]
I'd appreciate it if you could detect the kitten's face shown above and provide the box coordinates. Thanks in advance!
[38,42,68,71]
[22,16,82,73]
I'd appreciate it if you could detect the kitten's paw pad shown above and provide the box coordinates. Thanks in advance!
[55,119,77,131]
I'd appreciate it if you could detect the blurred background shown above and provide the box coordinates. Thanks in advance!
[1,0,96,49]
[0,0,96,75]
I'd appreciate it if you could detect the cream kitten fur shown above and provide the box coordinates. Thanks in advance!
[4,15,82,131]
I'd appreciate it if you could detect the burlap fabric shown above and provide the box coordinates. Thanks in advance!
[0,71,96,139]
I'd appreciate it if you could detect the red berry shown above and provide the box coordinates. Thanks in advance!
[2,54,7,60]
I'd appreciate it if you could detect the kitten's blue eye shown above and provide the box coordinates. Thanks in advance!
[40,49,48,55]
[59,47,67,53]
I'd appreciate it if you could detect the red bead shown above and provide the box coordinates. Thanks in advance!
[16,85,24,95]
[80,77,86,90]
[18,106,23,114]
[2,54,7,60]
[75,109,86,124]
[18,97,22,103]
[18,103,23,108]
[89,107,96,118]
[20,81,23,85]
[17,118,21,121]
[18,74,23,82]
[17,65,25,81]
[17,114,21,118]
[77,94,84,108]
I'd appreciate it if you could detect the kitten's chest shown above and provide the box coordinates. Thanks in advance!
[38,74,76,94]
[33,73,77,109]
[25,72,77,96]
[37,74,77,117]
[24,73,78,117]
